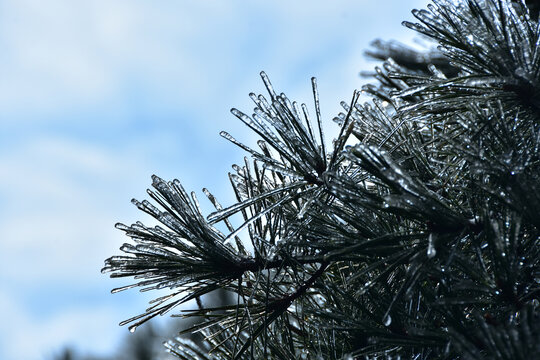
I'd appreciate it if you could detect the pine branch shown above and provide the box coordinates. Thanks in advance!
[103,1,540,358]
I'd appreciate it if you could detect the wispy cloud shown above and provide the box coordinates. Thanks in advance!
[0,291,124,359]
[0,0,429,122]
[0,136,144,281]
[0,135,161,359]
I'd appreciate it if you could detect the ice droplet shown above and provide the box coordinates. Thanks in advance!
[383,314,392,326]
[427,233,436,258]
[358,281,372,295]
[297,201,310,219]
[129,325,137,333]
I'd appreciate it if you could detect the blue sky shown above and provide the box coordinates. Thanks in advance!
[0,0,429,359]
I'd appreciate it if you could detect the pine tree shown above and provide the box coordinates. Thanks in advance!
[102,0,540,358]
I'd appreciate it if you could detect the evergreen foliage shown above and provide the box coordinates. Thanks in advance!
[103,0,540,358]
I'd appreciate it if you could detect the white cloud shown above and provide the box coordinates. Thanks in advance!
[0,0,430,122]
[0,137,149,285]
[0,136,170,358]
[0,0,248,120]
[0,291,123,360]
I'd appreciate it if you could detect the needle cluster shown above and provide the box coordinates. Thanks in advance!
[103,1,540,358]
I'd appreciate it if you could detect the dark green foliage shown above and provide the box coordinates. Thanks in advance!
[103,0,540,358]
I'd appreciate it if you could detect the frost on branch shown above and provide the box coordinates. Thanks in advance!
[104,1,540,359]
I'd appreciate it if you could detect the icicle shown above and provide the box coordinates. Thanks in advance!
[252,111,287,147]
[260,71,277,101]
[110,283,139,293]
[207,182,305,224]
[311,77,327,166]
[301,103,317,146]
[219,131,261,158]
[427,233,437,258]
[120,243,137,253]
[203,188,236,235]
[249,92,262,109]
[257,93,277,117]
[231,108,265,134]
[190,191,206,222]
[382,313,392,327]
[115,223,129,231]
[292,101,303,125]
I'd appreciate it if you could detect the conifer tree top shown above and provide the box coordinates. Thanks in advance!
[103,1,540,358]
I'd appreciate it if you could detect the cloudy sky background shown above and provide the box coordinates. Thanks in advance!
[0,0,430,359]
